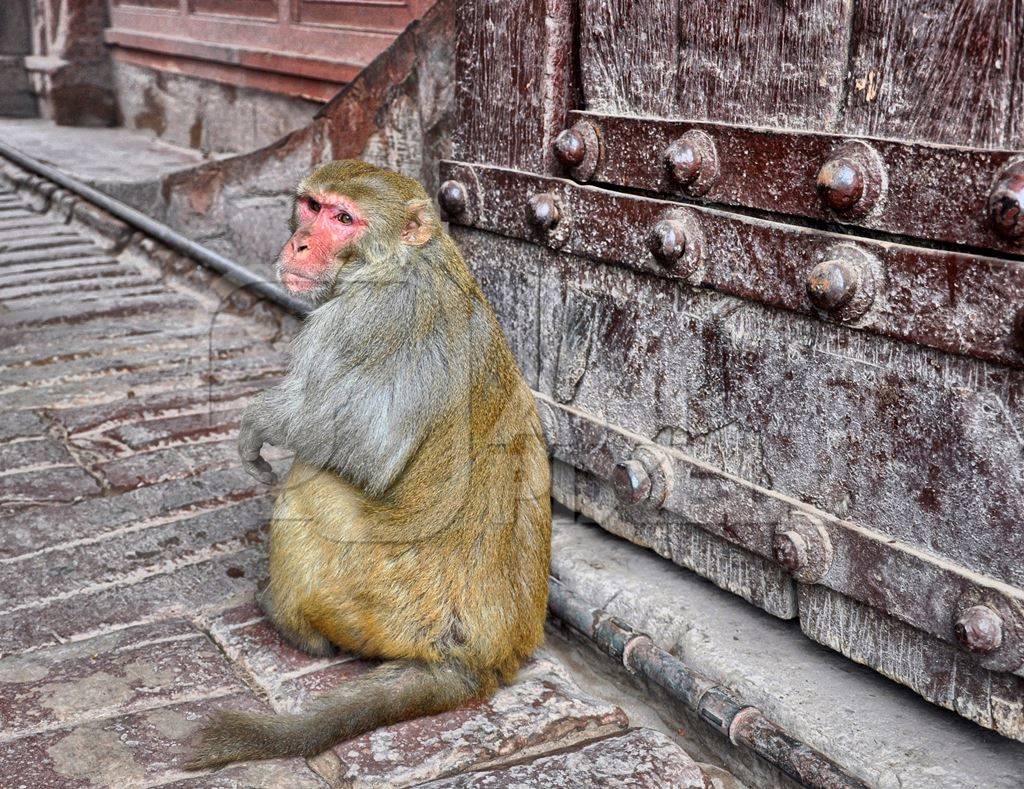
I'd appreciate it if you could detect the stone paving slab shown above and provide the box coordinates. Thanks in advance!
[2,545,267,655]
[422,728,710,788]
[200,603,632,785]
[200,603,368,702]
[0,178,710,787]
[1,695,328,789]
[0,619,237,737]
[320,656,629,787]
[1,467,268,558]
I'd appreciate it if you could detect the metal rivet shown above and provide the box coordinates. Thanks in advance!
[553,120,601,182]
[663,130,718,195]
[437,180,467,217]
[647,218,688,265]
[955,605,1004,654]
[774,512,834,583]
[773,530,808,573]
[612,447,673,508]
[815,140,885,218]
[554,128,587,168]
[665,140,701,184]
[645,209,704,278]
[817,158,865,212]
[806,246,877,323]
[988,162,1024,240]
[612,459,652,504]
[526,192,560,231]
[807,259,860,313]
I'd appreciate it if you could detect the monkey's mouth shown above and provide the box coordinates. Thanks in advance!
[279,269,320,294]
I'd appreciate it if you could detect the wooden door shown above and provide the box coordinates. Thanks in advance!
[441,0,1024,742]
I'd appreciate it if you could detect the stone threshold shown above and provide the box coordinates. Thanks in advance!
[548,511,1024,789]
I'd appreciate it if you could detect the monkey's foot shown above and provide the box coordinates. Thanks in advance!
[255,585,339,658]
[281,630,339,658]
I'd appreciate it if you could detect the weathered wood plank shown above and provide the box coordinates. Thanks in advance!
[532,249,1024,592]
[843,0,1022,148]
[580,0,851,130]
[453,0,574,172]
[578,0,679,118]
[453,227,541,388]
[553,461,798,619]
[799,585,1024,741]
[1009,16,1024,149]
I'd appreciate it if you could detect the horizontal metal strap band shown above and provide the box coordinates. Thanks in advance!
[564,110,1024,257]
[439,160,1024,368]
[536,391,1024,675]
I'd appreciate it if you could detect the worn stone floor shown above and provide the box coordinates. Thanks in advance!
[0,119,210,216]
[0,173,712,787]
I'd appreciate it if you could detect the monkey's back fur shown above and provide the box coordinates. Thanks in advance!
[187,162,551,769]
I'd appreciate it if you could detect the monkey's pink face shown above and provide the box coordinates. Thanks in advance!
[277,192,368,296]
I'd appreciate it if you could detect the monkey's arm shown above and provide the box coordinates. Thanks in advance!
[237,391,289,485]
[289,369,444,498]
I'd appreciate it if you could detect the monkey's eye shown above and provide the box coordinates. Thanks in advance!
[337,212,353,225]
[305,197,321,213]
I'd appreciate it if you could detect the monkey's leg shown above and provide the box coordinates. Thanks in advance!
[256,581,337,658]
[257,481,340,658]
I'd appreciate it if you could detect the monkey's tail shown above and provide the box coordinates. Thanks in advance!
[184,659,485,770]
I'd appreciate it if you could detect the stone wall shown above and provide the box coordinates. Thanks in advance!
[26,0,117,126]
[112,62,321,156]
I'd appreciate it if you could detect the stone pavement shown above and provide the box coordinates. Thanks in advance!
[0,119,208,217]
[0,171,714,786]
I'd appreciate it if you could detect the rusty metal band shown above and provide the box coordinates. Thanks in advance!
[548,578,867,789]
[564,110,1024,257]
[439,160,1024,368]
[537,393,1024,675]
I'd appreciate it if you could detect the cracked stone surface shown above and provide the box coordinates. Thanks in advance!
[0,175,712,786]
[421,728,710,788]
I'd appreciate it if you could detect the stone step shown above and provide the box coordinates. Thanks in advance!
[549,513,1024,789]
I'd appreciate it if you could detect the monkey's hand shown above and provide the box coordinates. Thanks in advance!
[238,418,278,485]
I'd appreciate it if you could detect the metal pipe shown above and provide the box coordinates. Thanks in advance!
[0,141,310,317]
[548,578,866,789]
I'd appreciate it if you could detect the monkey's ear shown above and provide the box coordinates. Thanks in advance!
[402,199,437,246]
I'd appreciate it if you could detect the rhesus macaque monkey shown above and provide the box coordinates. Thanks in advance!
[186,161,551,768]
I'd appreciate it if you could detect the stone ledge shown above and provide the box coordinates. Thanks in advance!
[549,513,1024,789]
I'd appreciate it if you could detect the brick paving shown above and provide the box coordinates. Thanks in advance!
[0,176,715,787]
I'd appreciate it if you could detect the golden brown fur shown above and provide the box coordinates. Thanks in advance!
[186,161,550,769]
